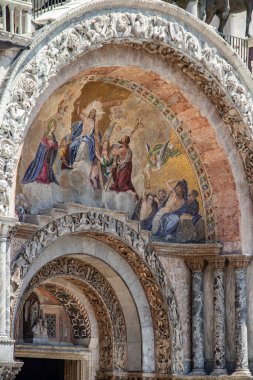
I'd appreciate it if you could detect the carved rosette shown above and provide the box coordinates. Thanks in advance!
[11,212,184,374]
[209,258,227,375]
[229,257,251,375]
[0,8,252,217]
[187,260,205,374]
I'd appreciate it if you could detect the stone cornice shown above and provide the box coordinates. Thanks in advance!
[11,222,38,239]
[151,242,222,258]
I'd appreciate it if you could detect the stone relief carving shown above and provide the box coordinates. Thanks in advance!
[32,317,48,338]
[21,257,127,371]
[11,212,184,373]
[42,283,91,339]
[0,10,253,214]
[0,364,23,380]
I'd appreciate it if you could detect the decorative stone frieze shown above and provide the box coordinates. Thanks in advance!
[209,258,227,375]
[187,259,205,375]
[11,211,183,374]
[0,4,253,216]
[229,257,251,377]
[152,243,221,258]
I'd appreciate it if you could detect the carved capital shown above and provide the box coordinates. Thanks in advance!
[229,256,251,269]
[0,362,23,379]
[186,259,205,272]
[0,217,18,240]
[208,257,226,270]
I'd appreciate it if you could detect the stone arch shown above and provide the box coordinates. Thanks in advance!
[22,258,127,368]
[11,211,183,373]
[0,1,252,252]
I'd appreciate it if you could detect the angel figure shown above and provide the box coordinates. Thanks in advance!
[95,141,114,178]
[144,139,181,188]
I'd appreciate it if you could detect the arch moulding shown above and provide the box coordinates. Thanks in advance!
[0,0,253,221]
[11,211,184,374]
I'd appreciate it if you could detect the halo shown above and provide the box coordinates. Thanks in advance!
[81,101,105,121]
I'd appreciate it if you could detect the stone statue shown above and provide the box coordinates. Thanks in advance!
[204,0,253,37]
[29,300,39,329]
[32,317,48,338]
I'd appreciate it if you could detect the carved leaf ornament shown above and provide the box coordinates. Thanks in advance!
[0,9,253,215]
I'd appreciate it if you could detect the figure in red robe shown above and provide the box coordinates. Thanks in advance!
[109,135,136,193]
[22,119,59,185]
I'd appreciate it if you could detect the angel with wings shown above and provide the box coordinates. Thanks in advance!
[145,138,181,188]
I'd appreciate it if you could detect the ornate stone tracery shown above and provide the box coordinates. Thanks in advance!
[11,212,183,373]
[0,5,253,215]
[20,257,127,371]
[40,283,91,340]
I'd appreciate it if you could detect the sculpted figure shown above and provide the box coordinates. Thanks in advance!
[169,22,185,49]
[205,0,253,37]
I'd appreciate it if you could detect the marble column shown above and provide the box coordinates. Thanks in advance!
[230,257,251,377]
[0,217,22,378]
[0,223,9,338]
[187,259,206,375]
[210,258,227,375]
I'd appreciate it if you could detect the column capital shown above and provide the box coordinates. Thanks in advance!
[186,259,205,272]
[209,257,226,270]
[229,256,251,269]
[0,361,23,379]
[0,217,18,239]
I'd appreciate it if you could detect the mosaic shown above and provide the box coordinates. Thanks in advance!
[16,78,212,243]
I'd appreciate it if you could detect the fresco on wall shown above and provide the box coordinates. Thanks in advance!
[16,79,206,243]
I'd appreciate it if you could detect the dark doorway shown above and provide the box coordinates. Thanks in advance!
[16,358,64,380]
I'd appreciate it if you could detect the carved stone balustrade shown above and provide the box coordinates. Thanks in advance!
[0,0,32,35]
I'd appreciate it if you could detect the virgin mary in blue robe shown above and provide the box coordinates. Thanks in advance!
[22,119,59,185]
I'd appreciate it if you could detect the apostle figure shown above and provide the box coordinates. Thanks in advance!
[109,135,136,193]
[152,179,188,240]
[22,119,58,185]
[60,108,96,169]
[132,191,158,230]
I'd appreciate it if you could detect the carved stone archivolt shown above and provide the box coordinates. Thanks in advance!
[19,257,127,371]
[0,4,253,215]
[11,212,182,373]
[41,283,91,339]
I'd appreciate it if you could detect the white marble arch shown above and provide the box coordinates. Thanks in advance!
[15,235,155,373]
